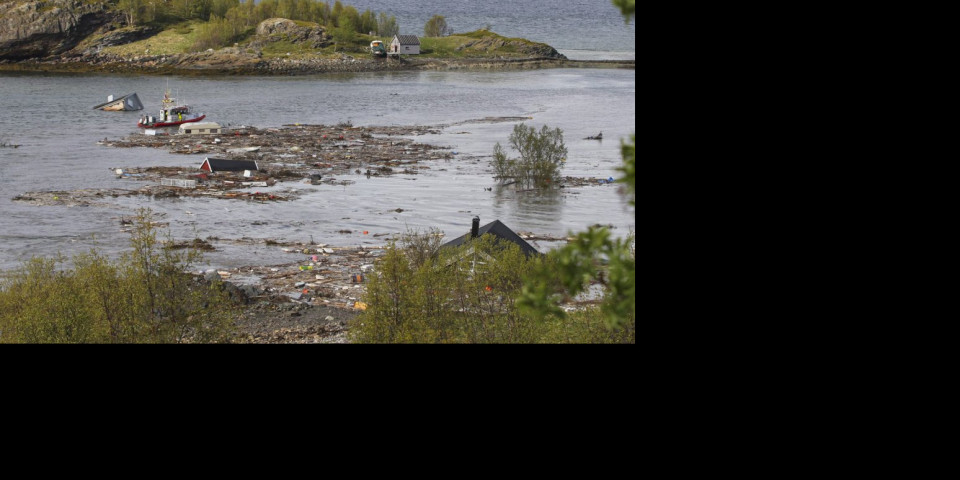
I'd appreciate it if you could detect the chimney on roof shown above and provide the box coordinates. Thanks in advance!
[471,216,480,238]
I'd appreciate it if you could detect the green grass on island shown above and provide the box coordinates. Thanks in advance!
[98,22,557,60]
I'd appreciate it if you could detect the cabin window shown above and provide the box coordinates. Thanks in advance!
[185,129,192,133]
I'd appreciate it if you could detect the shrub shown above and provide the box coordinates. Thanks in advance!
[350,231,633,343]
[424,14,452,37]
[352,234,538,343]
[491,123,567,189]
[0,209,237,343]
[377,12,399,37]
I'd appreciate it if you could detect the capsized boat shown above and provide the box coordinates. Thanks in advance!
[138,90,206,128]
[93,92,144,111]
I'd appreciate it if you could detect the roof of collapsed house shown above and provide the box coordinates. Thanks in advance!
[441,219,540,257]
[200,157,259,172]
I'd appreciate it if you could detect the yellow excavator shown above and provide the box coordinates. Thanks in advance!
[370,40,387,58]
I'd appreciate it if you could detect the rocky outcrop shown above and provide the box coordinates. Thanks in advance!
[455,36,566,59]
[0,0,118,61]
[250,18,328,49]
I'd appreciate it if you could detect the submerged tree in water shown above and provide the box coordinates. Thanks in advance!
[491,123,567,190]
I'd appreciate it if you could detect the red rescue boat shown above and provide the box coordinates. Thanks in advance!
[138,90,206,128]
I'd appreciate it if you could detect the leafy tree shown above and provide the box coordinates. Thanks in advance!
[211,0,239,19]
[377,12,399,38]
[277,0,297,19]
[333,13,356,49]
[491,123,566,189]
[612,0,635,20]
[109,208,237,343]
[516,1,636,330]
[239,0,257,26]
[517,224,635,329]
[358,9,377,35]
[339,5,361,32]
[398,227,445,269]
[424,14,452,37]
[167,0,214,21]
[255,0,277,21]
[331,0,344,26]
[118,0,153,25]
[312,1,332,24]
[192,13,240,51]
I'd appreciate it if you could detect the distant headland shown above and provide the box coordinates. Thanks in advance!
[0,1,633,75]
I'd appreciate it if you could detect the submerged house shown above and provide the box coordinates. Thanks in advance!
[93,92,144,111]
[199,157,259,173]
[389,35,421,55]
[441,217,540,258]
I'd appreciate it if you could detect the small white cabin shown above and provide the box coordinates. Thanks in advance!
[180,122,222,135]
[390,35,421,55]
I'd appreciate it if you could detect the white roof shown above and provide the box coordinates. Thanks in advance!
[179,122,221,130]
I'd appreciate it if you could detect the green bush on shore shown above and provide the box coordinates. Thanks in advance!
[349,231,634,344]
[0,209,237,344]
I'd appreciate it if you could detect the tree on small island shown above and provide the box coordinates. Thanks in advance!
[424,14,453,37]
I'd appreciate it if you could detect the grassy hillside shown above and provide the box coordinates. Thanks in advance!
[100,22,203,56]
[418,30,557,58]
[96,22,557,60]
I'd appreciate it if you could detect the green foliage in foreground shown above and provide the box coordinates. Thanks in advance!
[0,210,237,343]
[350,233,634,343]
[515,134,634,330]
[517,227,635,329]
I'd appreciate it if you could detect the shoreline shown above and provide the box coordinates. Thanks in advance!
[0,54,635,76]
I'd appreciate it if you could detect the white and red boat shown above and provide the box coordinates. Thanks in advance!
[138,90,205,128]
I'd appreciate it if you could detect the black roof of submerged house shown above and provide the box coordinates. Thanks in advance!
[441,217,540,258]
[394,34,421,45]
[200,157,259,172]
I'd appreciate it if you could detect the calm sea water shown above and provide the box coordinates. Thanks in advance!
[0,1,635,273]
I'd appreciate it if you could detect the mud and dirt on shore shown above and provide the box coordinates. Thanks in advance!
[216,240,381,344]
